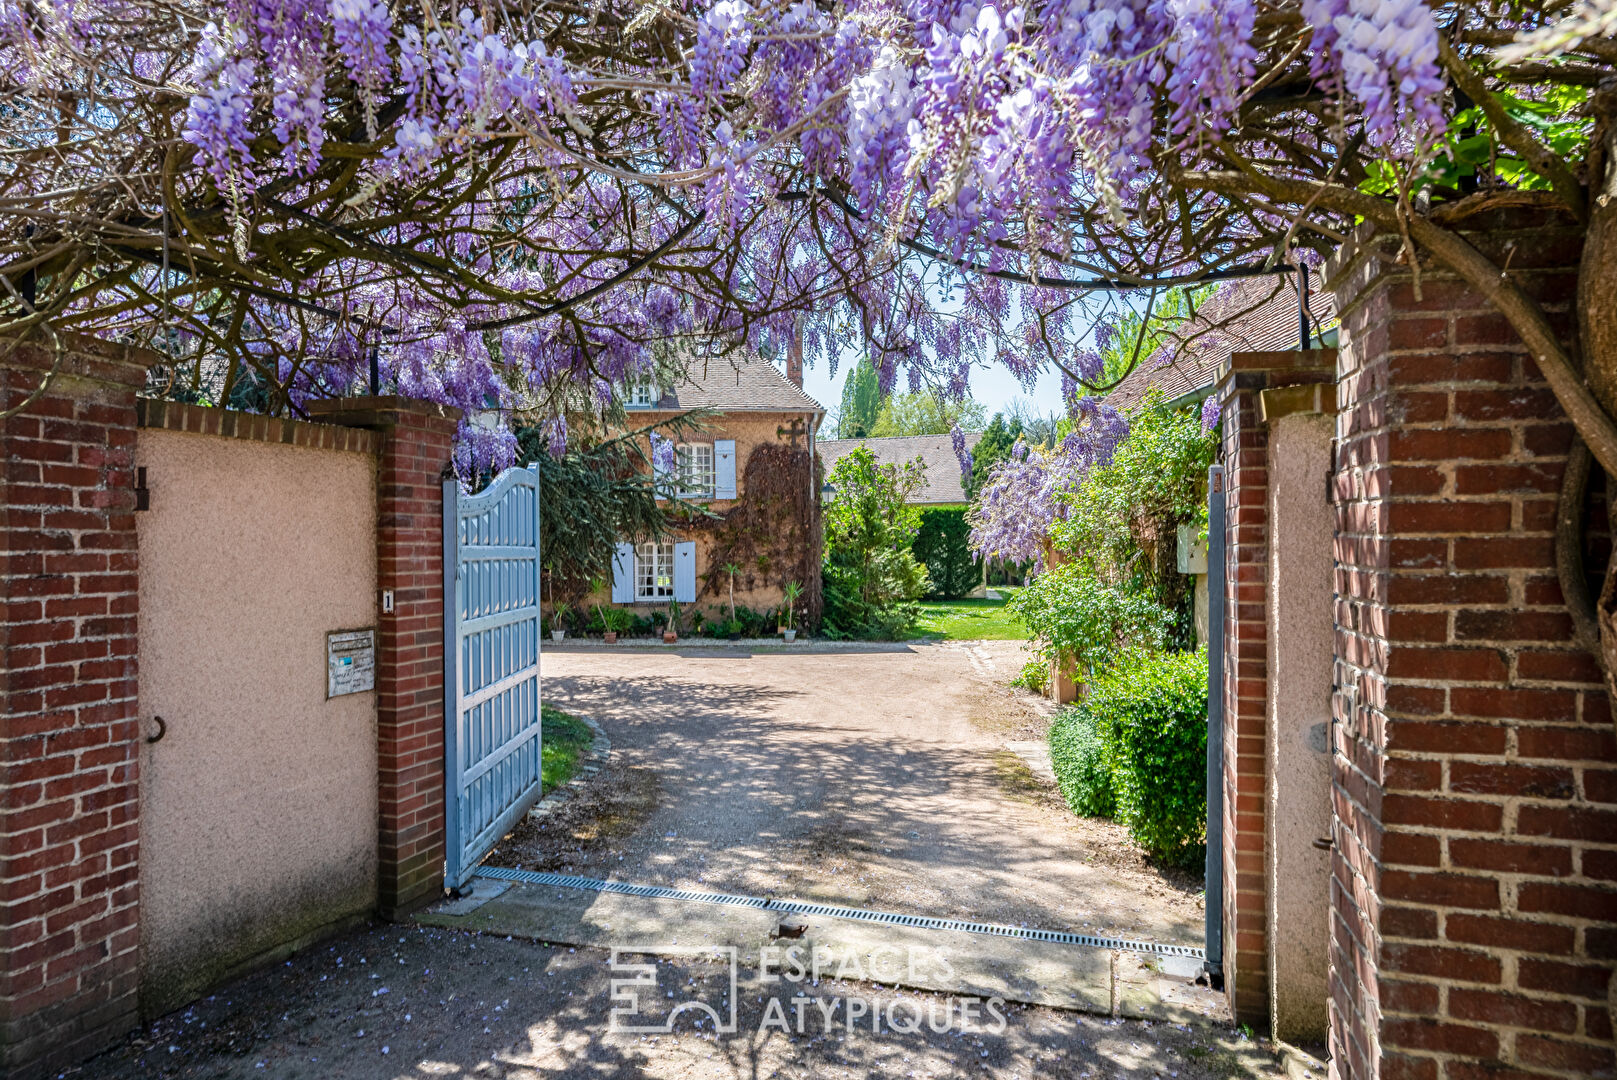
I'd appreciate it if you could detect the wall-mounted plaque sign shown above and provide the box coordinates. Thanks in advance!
[327,629,376,698]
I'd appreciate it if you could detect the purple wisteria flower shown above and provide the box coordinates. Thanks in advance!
[968,397,1129,570]
[951,423,973,485]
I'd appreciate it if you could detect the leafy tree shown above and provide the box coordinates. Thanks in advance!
[1050,394,1217,648]
[870,392,987,437]
[965,413,1024,501]
[1097,286,1215,386]
[835,358,885,439]
[821,448,930,639]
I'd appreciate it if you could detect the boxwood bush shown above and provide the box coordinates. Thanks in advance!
[1049,704,1115,817]
[1047,649,1208,867]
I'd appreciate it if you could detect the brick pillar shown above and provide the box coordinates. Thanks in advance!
[787,315,805,389]
[309,398,461,919]
[1326,210,1615,1080]
[0,334,150,1076]
[1215,348,1336,1030]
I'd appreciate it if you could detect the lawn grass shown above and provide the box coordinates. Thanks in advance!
[541,703,595,793]
[910,587,1028,641]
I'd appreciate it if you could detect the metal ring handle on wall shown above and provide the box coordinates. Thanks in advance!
[146,716,166,745]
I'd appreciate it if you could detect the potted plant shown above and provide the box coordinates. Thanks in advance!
[780,581,803,642]
[596,604,628,644]
[662,599,681,644]
[549,602,571,642]
[724,617,744,641]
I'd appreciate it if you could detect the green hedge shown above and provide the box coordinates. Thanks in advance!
[912,508,982,600]
[1047,649,1208,867]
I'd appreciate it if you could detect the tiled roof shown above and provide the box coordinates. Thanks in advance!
[646,353,825,413]
[1106,275,1339,412]
[817,433,983,506]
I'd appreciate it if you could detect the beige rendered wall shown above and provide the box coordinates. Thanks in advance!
[136,428,379,1015]
[1264,411,1335,1044]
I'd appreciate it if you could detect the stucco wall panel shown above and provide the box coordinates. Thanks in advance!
[136,428,379,1015]
[1265,412,1335,1043]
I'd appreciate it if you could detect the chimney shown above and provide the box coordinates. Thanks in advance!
[786,315,804,388]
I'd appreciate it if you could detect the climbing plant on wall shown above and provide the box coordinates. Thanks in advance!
[687,443,823,632]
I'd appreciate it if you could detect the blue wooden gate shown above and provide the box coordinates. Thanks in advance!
[442,467,543,891]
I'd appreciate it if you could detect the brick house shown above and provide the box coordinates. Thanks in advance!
[1106,273,1341,414]
[583,351,827,629]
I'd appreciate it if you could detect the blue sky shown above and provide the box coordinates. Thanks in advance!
[798,353,1065,430]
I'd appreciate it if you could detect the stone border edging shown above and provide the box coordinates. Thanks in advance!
[527,713,611,823]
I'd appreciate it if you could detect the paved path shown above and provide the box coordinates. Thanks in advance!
[497,639,1203,947]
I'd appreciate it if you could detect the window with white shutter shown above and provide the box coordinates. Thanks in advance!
[677,443,715,498]
[635,540,675,601]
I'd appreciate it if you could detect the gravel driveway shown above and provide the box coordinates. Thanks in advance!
[492,639,1203,947]
[70,640,1261,1080]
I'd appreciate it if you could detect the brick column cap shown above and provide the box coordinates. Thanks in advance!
[1,330,154,390]
[1215,348,1338,406]
[306,396,463,433]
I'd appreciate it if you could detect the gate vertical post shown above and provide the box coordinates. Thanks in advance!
[1205,464,1226,984]
[440,477,461,892]
[308,398,462,919]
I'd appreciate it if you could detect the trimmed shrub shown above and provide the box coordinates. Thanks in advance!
[913,508,982,599]
[1047,649,1208,867]
[1049,705,1115,817]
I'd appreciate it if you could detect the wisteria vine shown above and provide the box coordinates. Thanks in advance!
[0,0,1601,476]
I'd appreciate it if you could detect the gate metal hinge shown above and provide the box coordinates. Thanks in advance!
[135,467,150,512]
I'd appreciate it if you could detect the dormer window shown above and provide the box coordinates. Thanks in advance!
[627,380,658,409]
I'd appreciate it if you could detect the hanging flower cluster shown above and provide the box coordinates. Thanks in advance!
[5,0,1465,477]
[968,397,1129,569]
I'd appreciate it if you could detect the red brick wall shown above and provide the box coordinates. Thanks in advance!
[1327,211,1615,1080]
[311,398,460,918]
[1219,367,1274,1025]
[1217,349,1337,1028]
[0,334,150,1076]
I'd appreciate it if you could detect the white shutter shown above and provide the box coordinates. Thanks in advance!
[611,542,634,603]
[673,541,697,603]
[714,439,737,499]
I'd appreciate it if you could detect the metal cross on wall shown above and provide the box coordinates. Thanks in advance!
[777,419,806,447]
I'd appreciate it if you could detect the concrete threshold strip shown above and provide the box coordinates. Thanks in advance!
[424,867,1223,1020]
[472,865,1204,961]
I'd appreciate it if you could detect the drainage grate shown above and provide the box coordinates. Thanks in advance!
[472,866,1205,960]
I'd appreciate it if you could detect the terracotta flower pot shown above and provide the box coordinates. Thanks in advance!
[662,631,678,644]
[604,631,618,644]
